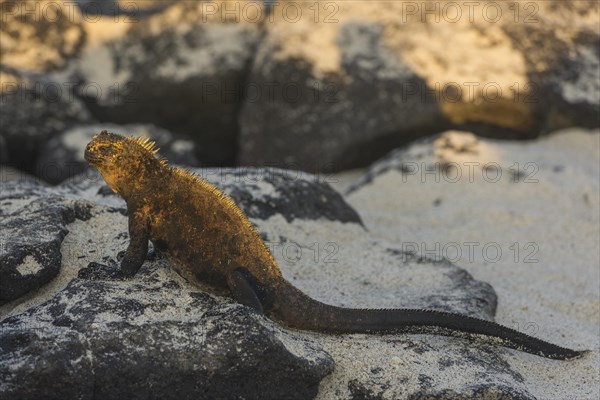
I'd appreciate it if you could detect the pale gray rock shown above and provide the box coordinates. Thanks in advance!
[69,0,265,165]
[0,181,91,302]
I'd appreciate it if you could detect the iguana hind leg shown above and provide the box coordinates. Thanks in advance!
[226,268,264,314]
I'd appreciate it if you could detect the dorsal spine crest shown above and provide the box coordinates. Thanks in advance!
[128,136,160,155]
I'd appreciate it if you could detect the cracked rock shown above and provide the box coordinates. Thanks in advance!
[0,264,334,400]
[0,181,87,302]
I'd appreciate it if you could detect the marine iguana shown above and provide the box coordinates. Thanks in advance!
[84,130,587,360]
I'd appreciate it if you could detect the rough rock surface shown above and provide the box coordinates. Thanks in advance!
[35,123,200,184]
[0,181,91,302]
[504,2,600,131]
[0,263,334,400]
[0,68,94,172]
[199,167,364,224]
[239,0,600,172]
[0,0,86,73]
[239,5,446,172]
[0,164,539,399]
[65,0,265,165]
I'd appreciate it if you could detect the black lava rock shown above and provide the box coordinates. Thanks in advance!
[0,264,335,400]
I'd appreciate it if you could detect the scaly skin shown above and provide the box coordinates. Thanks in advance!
[85,131,587,360]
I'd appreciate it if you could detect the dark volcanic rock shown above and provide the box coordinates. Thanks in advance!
[197,167,364,224]
[239,1,600,172]
[36,123,200,184]
[0,68,94,173]
[0,264,334,400]
[239,17,445,172]
[0,181,90,302]
[69,0,265,166]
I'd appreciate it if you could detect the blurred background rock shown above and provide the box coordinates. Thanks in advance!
[1,0,598,182]
[1,3,598,398]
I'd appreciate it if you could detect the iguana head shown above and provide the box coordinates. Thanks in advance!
[85,130,163,196]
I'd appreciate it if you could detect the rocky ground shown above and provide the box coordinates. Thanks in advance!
[1,0,598,398]
[1,128,598,399]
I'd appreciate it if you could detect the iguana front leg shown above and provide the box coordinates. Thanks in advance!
[121,209,149,277]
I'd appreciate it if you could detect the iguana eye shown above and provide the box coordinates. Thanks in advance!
[98,146,111,155]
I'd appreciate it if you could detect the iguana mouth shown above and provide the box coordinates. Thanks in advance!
[84,150,101,165]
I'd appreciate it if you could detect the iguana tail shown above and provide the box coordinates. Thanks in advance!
[269,280,587,360]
